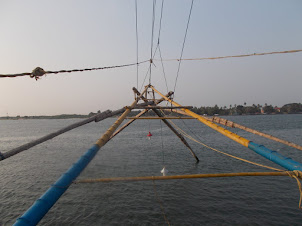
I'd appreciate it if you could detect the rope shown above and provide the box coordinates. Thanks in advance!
[0,60,148,79]
[135,0,139,89]
[152,180,171,225]
[286,170,302,209]
[159,49,302,62]
[158,45,169,93]
[166,118,283,172]
[173,0,194,95]
[149,0,157,85]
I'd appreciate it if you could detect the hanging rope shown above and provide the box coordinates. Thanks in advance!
[135,0,139,89]
[0,60,148,79]
[149,0,157,85]
[173,0,194,95]
[152,180,171,225]
[160,120,165,165]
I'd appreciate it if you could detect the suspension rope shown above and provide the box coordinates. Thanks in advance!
[0,60,149,80]
[149,0,157,84]
[152,0,165,58]
[173,0,194,95]
[159,49,302,62]
[135,0,139,89]
[157,46,169,93]
[2,49,300,80]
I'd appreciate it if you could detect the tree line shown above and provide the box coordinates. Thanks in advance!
[191,103,302,116]
[1,103,301,120]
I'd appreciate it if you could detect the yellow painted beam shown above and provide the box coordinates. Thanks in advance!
[150,85,250,147]
[126,117,195,120]
[95,86,148,147]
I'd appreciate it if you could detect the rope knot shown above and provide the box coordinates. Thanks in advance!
[293,170,302,179]
[31,67,46,80]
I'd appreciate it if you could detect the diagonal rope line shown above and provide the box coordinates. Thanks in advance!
[135,0,139,89]
[159,49,302,62]
[173,0,194,95]
[149,0,157,84]
[158,46,169,93]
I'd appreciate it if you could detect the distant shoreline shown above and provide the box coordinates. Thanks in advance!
[1,112,301,120]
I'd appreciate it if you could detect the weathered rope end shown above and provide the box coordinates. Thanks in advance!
[287,170,302,209]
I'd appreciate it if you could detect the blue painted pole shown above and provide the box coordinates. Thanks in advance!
[13,144,100,226]
[13,87,148,225]
[248,142,302,171]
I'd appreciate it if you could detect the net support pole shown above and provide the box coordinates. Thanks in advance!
[13,87,148,226]
[133,87,199,162]
[110,93,172,139]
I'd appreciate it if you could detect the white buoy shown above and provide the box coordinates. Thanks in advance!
[161,167,168,176]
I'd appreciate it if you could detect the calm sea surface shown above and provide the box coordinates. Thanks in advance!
[0,114,302,225]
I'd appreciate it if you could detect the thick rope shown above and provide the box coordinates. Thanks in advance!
[286,170,302,208]
[0,60,148,79]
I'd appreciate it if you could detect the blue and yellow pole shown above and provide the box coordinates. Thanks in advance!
[13,87,149,226]
[150,86,302,171]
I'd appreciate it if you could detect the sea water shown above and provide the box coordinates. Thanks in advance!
[0,114,302,225]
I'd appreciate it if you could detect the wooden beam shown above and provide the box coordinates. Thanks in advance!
[133,87,199,163]
[133,106,193,109]
[110,91,174,139]
[126,117,196,120]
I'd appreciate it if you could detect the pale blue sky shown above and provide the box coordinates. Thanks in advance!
[0,0,301,116]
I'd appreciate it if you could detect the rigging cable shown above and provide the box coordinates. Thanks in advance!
[158,45,169,93]
[173,0,194,95]
[135,0,139,89]
[156,0,169,93]
[159,49,302,62]
[149,0,157,85]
